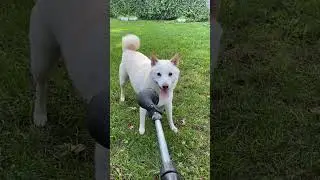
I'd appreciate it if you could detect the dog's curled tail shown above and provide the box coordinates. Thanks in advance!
[122,34,140,51]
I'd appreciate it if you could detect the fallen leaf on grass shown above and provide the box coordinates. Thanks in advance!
[56,143,86,156]
[128,107,137,110]
[70,144,86,154]
[128,123,134,130]
[181,118,186,125]
[310,107,320,114]
[112,164,124,178]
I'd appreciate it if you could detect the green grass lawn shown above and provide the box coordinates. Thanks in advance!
[212,0,320,178]
[110,19,210,179]
[0,0,95,179]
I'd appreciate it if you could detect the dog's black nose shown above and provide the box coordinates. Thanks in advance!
[162,85,168,89]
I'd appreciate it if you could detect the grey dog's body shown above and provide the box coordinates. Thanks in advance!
[29,0,109,179]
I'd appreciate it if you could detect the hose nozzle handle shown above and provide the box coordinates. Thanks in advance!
[137,88,162,116]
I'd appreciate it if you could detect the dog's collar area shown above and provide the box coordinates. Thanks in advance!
[86,90,110,149]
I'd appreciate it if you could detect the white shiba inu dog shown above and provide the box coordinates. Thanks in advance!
[119,34,181,135]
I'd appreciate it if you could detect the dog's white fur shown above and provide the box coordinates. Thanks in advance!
[119,34,181,135]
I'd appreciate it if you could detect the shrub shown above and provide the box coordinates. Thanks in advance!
[110,0,209,22]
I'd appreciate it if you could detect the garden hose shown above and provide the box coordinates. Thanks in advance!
[137,88,181,180]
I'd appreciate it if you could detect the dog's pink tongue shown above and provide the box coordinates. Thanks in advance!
[160,89,169,98]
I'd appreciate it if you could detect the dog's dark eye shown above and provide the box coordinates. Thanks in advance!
[157,72,161,76]
[168,72,172,76]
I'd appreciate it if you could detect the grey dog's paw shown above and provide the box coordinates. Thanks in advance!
[171,125,178,133]
[33,113,47,127]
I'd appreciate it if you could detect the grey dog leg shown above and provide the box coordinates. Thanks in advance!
[95,143,109,180]
[33,82,48,126]
[29,4,60,127]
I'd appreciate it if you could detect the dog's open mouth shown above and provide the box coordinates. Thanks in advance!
[160,85,169,98]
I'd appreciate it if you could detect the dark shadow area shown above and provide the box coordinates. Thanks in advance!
[211,0,320,178]
[0,0,95,179]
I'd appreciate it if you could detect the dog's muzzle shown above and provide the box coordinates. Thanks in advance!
[86,90,109,149]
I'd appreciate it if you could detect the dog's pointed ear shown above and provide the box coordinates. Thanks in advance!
[171,53,180,66]
[151,53,158,66]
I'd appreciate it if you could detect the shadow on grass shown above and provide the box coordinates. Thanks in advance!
[212,0,320,179]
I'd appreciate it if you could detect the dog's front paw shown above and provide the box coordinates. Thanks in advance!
[33,113,47,127]
[139,128,145,135]
[120,91,125,102]
[171,125,178,133]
